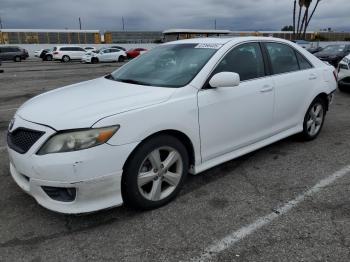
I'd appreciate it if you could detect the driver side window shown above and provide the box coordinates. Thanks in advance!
[213,42,265,81]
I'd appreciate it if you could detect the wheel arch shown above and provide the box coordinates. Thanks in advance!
[122,129,196,172]
[314,92,329,111]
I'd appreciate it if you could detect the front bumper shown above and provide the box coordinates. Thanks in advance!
[81,56,92,63]
[7,116,138,214]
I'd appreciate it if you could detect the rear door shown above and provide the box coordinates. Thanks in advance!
[0,47,11,60]
[263,42,317,132]
[99,49,110,62]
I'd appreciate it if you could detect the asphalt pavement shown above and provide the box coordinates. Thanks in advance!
[1,59,350,262]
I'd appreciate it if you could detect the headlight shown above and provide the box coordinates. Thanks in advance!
[37,126,120,155]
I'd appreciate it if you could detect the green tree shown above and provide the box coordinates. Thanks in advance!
[282,25,294,31]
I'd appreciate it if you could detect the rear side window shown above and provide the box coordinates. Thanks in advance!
[213,42,265,81]
[265,43,299,74]
[296,52,313,70]
[75,47,86,52]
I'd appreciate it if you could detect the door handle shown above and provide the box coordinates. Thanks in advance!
[309,73,317,80]
[260,85,273,93]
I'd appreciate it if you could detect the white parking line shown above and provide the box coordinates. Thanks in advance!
[191,165,350,262]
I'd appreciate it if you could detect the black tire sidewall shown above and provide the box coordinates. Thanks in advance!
[118,56,125,62]
[62,56,70,62]
[122,135,189,210]
[302,97,326,141]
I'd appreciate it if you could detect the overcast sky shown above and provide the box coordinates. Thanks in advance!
[0,0,349,32]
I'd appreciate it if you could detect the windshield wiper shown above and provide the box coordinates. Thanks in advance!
[116,78,152,86]
[105,74,116,80]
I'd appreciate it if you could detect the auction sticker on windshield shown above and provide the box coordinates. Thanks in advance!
[195,43,223,49]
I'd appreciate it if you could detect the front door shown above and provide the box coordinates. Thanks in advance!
[198,42,275,162]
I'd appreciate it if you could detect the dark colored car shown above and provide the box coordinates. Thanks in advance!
[0,58,3,73]
[307,46,323,54]
[314,44,350,67]
[126,48,148,59]
[41,49,53,61]
[111,46,127,51]
[0,46,28,62]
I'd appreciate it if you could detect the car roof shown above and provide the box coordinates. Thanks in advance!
[163,36,297,46]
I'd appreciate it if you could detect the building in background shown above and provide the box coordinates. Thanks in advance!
[0,29,101,44]
[104,31,162,44]
[162,29,350,42]
[163,29,232,42]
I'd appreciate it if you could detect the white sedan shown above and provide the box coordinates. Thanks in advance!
[7,37,337,214]
[337,55,350,92]
[82,48,127,63]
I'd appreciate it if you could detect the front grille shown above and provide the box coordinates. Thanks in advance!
[7,128,45,154]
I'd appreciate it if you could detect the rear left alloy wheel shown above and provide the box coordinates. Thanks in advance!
[122,135,188,210]
[62,55,70,62]
[118,56,125,62]
[300,97,326,141]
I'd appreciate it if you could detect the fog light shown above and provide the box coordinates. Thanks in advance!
[42,186,76,202]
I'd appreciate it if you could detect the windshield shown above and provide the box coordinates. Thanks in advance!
[323,45,345,53]
[110,43,220,88]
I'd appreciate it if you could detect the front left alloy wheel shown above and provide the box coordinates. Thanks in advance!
[122,135,188,210]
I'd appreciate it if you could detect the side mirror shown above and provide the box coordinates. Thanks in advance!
[209,72,240,88]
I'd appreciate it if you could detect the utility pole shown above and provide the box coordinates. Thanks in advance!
[122,17,125,31]
[214,19,217,30]
[0,16,3,30]
[79,17,82,30]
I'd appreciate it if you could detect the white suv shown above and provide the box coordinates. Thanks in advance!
[52,46,87,62]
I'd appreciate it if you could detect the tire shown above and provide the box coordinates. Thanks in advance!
[14,56,21,62]
[300,97,326,141]
[62,55,70,63]
[91,57,99,64]
[46,55,53,61]
[118,56,125,62]
[338,84,349,93]
[122,135,189,210]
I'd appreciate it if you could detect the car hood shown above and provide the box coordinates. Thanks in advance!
[17,77,176,130]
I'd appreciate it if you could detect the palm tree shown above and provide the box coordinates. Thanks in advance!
[296,0,305,38]
[304,0,322,38]
[302,0,312,39]
[293,0,297,39]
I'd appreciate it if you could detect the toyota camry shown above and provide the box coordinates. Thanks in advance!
[7,37,337,213]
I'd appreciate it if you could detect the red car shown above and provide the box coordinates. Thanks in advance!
[126,48,148,59]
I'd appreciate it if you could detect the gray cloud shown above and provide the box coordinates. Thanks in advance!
[0,0,349,31]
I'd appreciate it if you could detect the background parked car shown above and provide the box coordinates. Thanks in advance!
[126,48,148,59]
[294,40,311,49]
[337,55,350,92]
[0,58,3,73]
[314,44,350,67]
[42,49,54,61]
[52,46,87,62]
[82,48,127,63]
[111,46,127,51]
[307,46,323,54]
[0,46,29,62]
[84,46,96,52]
